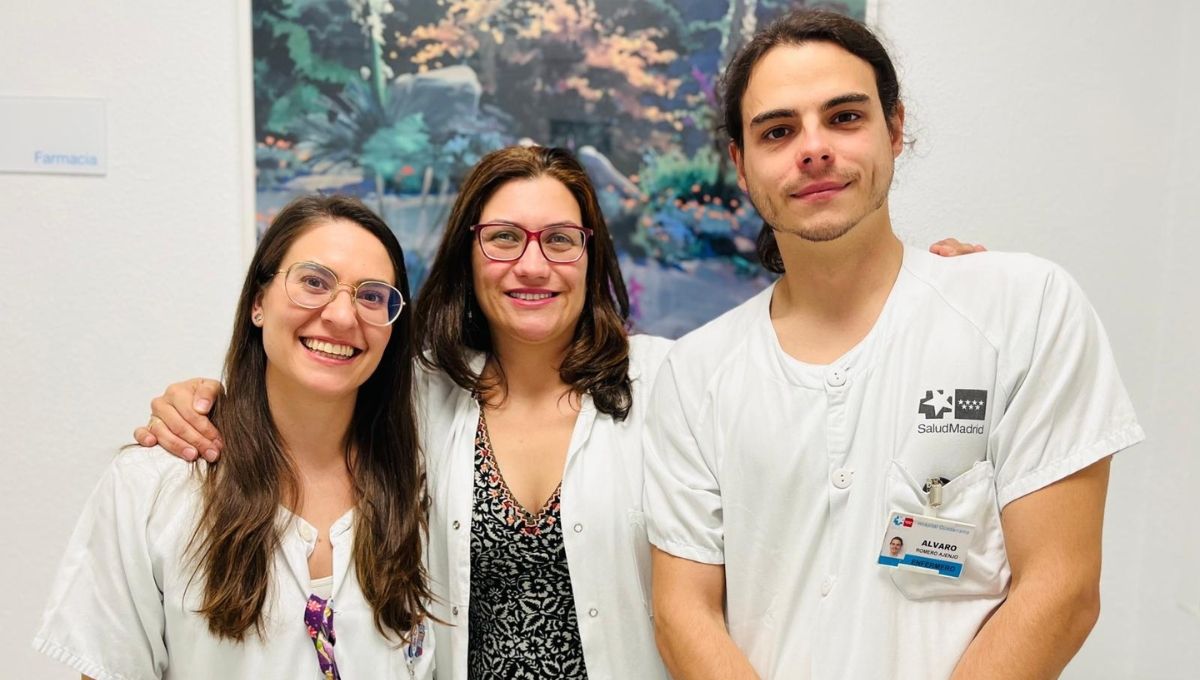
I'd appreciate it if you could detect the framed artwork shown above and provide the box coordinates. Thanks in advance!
[252,0,868,336]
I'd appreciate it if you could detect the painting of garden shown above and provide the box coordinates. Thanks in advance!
[253,0,868,336]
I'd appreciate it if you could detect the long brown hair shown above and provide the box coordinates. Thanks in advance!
[191,195,430,641]
[414,146,634,419]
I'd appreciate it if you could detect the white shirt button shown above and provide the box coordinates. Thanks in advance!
[298,524,316,542]
[573,523,584,533]
[452,520,461,530]
[820,576,836,596]
[831,467,854,489]
[826,368,847,387]
[588,608,599,618]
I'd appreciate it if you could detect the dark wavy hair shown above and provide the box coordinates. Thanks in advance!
[720,9,903,273]
[190,195,431,641]
[414,146,634,420]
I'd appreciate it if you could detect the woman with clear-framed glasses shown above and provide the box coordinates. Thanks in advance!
[129,147,984,679]
[35,195,434,679]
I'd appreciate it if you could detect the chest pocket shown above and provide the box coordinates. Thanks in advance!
[884,458,1010,600]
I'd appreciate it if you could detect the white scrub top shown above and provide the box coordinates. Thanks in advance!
[34,448,433,680]
[644,247,1144,679]
[418,334,674,680]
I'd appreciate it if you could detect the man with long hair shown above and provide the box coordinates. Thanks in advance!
[644,10,1143,679]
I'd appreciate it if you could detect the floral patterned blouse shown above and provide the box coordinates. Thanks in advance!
[467,408,588,679]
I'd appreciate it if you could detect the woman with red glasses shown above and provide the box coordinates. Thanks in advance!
[412,146,670,679]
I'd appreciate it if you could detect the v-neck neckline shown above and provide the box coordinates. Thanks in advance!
[476,406,564,523]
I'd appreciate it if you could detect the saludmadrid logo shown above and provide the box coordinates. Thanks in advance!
[917,388,987,434]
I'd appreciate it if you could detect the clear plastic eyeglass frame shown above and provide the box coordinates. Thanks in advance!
[275,260,404,327]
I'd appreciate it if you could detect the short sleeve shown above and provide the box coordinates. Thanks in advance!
[642,354,726,565]
[33,455,170,679]
[989,265,1145,508]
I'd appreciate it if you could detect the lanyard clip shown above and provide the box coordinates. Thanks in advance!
[923,477,949,509]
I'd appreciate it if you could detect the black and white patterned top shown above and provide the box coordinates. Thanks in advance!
[468,408,588,680]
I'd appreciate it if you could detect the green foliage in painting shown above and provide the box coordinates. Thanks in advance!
[253,0,365,140]
[265,83,325,136]
[638,147,738,200]
[361,115,431,187]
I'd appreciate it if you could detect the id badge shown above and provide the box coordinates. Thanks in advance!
[878,511,975,578]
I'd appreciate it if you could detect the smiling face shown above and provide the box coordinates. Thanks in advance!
[889,537,904,556]
[254,218,395,403]
[471,175,587,353]
[731,41,904,243]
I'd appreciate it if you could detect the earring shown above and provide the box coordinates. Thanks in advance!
[253,312,263,325]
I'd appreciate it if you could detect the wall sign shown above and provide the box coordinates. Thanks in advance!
[0,96,107,176]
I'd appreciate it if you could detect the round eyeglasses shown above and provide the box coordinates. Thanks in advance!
[470,222,593,263]
[276,261,404,327]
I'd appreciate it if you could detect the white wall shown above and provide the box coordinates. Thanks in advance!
[0,2,251,677]
[2,1,1196,677]
[878,1,1199,677]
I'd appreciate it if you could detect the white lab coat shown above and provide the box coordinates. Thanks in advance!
[418,334,673,680]
[34,447,434,679]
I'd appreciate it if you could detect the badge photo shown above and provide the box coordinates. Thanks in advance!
[878,512,975,579]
